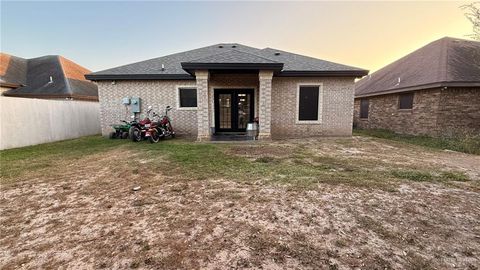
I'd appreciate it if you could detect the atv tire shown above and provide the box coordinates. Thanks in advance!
[129,127,142,142]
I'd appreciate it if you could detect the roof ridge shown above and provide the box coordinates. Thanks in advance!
[89,43,236,74]
[185,49,235,62]
[184,48,280,63]
[357,38,444,86]
[56,55,74,95]
[444,38,450,82]
[231,49,281,63]
[262,47,363,70]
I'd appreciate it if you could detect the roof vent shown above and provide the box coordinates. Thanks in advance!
[232,45,237,48]
[395,77,401,86]
[161,64,165,71]
[48,76,53,84]
[274,52,281,56]
[218,45,224,48]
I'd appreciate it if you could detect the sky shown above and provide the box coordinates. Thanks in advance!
[0,1,474,73]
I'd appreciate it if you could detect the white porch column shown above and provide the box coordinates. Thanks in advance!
[195,70,210,141]
[258,70,273,140]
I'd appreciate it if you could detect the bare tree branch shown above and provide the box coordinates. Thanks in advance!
[461,2,480,40]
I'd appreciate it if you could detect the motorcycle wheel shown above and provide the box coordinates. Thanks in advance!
[109,131,117,139]
[121,132,129,139]
[149,129,160,143]
[129,127,141,142]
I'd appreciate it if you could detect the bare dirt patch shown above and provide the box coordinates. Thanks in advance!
[1,137,479,269]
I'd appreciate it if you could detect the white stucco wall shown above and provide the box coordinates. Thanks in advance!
[0,96,101,150]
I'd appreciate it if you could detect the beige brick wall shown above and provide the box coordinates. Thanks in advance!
[96,80,197,136]
[353,87,480,137]
[97,76,356,138]
[195,70,210,140]
[271,77,355,138]
[259,71,273,139]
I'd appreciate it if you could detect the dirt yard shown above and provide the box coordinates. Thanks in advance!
[1,136,479,269]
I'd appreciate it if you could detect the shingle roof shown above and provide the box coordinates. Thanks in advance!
[0,53,27,87]
[2,53,98,100]
[86,43,368,80]
[355,37,480,98]
[187,49,280,64]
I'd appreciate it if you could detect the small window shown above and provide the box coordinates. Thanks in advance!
[298,85,320,121]
[179,88,197,108]
[399,93,414,109]
[360,99,369,119]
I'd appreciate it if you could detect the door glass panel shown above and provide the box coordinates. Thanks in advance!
[237,93,250,129]
[219,94,231,129]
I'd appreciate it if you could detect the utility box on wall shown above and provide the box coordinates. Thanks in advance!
[121,97,131,105]
[131,97,141,113]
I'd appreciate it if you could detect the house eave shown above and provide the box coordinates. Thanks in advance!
[355,81,480,98]
[0,82,23,88]
[85,74,195,81]
[181,62,284,73]
[277,70,369,78]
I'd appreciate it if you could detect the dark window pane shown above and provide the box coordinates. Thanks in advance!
[298,86,319,121]
[179,88,197,107]
[399,93,414,109]
[360,99,369,119]
[219,94,231,129]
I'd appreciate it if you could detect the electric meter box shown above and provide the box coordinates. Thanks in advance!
[122,97,131,105]
[131,97,141,113]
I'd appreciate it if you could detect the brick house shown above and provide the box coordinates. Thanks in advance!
[86,44,367,140]
[354,37,480,137]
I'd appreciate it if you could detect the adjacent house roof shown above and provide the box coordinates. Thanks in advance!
[355,37,480,98]
[1,53,98,100]
[0,53,27,87]
[85,43,368,80]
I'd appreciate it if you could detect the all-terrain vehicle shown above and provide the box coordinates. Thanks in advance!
[109,120,132,139]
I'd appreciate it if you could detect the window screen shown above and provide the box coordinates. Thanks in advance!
[298,86,320,121]
[179,88,197,108]
[399,93,414,109]
[360,99,369,119]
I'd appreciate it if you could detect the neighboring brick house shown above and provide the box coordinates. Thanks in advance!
[354,37,480,137]
[1,53,98,101]
[86,43,368,140]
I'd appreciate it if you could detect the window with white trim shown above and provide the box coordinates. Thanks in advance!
[297,85,321,122]
[178,87,197,108]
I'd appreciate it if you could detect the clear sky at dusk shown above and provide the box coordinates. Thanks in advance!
[0,1,473,73]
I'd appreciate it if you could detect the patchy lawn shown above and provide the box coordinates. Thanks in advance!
[1,135,479,269]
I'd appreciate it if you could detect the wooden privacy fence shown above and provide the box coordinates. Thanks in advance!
[0,96,101,150]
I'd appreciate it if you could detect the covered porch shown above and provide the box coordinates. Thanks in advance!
[194,70,274,141]
[182,54,282,141]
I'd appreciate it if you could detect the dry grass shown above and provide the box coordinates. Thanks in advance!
[1,135,479,269]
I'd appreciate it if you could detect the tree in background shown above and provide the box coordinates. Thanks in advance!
[462,2,480,40]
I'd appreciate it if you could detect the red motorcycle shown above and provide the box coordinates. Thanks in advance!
[129,106,153,142]
[146,106,175,143]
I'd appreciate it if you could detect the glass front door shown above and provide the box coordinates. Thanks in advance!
[214,89,254,133]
